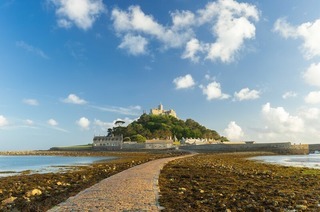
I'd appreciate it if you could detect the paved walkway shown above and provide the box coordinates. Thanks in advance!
[49,154,191,212]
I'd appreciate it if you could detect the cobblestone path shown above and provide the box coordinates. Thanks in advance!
[48,155,191,212]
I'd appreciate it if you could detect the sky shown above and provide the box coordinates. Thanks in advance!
[1,0,320,150]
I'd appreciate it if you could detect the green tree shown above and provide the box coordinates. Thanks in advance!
[115,120,125,127]
[118,114,224,141]
[107,128,113,136]
[131,134,146,143]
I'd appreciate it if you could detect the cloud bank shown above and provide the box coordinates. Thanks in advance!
[274,18,320,59]
[224,121,244,141]
[111,0,259,63]
[0,115,9,127]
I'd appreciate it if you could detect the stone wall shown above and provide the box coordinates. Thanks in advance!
[308,144,320,153]
[180,142,309,154]
[289,144,309,155]
[122,143,145,150]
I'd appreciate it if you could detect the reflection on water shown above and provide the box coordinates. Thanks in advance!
[251,155,320,169]
[0,155,115,177]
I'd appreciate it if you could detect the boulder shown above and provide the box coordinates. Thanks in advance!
[25,189,42,197]
[1,196,17,205]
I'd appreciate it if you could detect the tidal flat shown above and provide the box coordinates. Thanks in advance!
[0,150,185,212]
[159,152,320,211]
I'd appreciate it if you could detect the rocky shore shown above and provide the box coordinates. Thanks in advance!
[0,150,186,211]
[159,152,320,211]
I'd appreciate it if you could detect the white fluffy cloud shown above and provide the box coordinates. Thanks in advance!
[0,115,9,127]
[77,117,90,130]
[111,0,259,63]
[234,88,260,101]
[51,0,105,30]
[94,117,134,132]
[47,119,58,126]
[200,0,259,62]
[23,98,39,106]
[181,38,204,63]
[63,94,87,105]
[25,119,34,125]
[111,5,192,53]
[299,107,320,120]
[257,103,320,142]
[173,74,195,89]
[274,18,320,59]
[171,10,195,30]
[262,103,304,133]
[200,81,230,100]
[305,91,320,104]
[273,18,297,39]
[303,63,320,87]
[282,91,297,99]
[118,34,148,55]
[224,121,244,141]
[94,119,114,131]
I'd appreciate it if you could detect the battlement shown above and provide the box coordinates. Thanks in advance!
[150,104,177,118]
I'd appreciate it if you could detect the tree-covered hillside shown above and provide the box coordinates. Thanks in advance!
[111,114,226,142]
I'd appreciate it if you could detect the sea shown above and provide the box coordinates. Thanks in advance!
[251,154,320,169]
[0,155,116,177]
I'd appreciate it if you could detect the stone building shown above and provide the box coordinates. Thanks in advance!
[150,104,177,118]
[93,134,123,150]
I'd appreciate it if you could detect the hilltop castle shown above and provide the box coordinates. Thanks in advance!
[150,104,177,118]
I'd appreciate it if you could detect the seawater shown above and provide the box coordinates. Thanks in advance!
[0,155,116,176]
[251,154,320,169]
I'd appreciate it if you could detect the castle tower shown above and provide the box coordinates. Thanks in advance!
[150,103,177,118]
[158,103,163,111]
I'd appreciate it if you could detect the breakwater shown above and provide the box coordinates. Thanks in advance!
[180,142,309,155]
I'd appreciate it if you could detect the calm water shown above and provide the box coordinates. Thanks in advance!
[251,154,320,169]
[0,155,115,176]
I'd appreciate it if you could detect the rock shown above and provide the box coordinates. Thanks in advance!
[179,187,187,191]
[23,197,31,202]
[297,200,308,205]
[1,196,17,205]
[25,189,42,197]
[295,205,307,210]
[56,181,63,186]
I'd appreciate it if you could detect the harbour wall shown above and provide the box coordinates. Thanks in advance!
[308,144,320,153]
[180,142,309,155]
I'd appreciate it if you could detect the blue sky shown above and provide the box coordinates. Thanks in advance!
[1,0,320,150]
